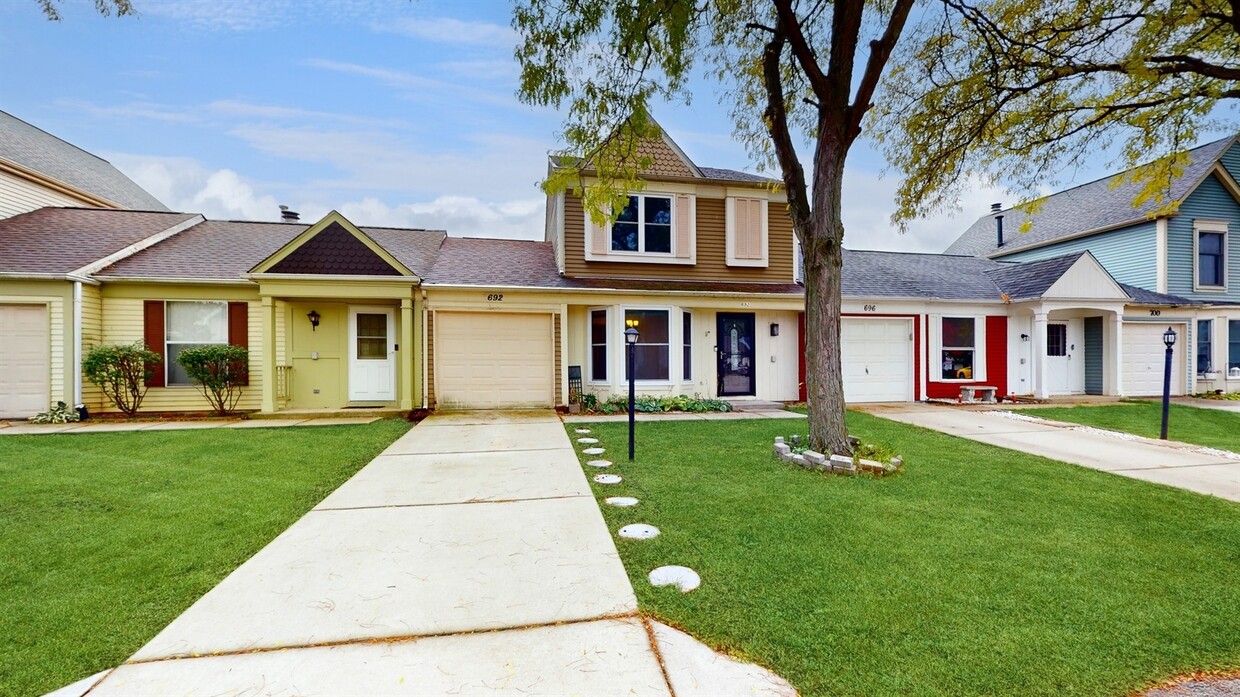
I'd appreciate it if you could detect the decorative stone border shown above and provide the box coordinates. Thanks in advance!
[773,436,902,476]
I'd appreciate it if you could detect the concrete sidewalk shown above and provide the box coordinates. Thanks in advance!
[870,405,1240,502]
[76,410,793,696]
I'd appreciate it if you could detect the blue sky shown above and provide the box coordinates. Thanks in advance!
[2,0,1216,252]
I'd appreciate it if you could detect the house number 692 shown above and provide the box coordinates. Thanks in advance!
[487,293,504,302]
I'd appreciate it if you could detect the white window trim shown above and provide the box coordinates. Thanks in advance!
[1196,318,1214,376]
[1193,220,1228,292]
[930,315,986,383]
[587,306,610,384]
[583,193,695,265]
[621,305,675,385]
[682,309,693,383]
[725,197,770,268]
[165,299,229,387]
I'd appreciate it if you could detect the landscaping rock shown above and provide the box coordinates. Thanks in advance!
[857,458,887,475]
[890,456,904,469]
[847,435,861,448]
[593,474,622,484]
[604,496,639,507]
[582,447,605,455]
[829,454,856,473]
[790,454,807,467]
[802,450,827,469]
[774,436,784,444]
[586,459,612,468]
[649,565,701,593]
[774,442,791,456]
[618,524,660,540]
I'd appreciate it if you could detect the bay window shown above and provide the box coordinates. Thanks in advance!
[612,194,673,254]
[625,309,670,381]
[941,317,976,380]
[166,301,228,386]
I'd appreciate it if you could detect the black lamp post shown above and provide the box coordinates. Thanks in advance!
[1160,326,1176,440]
[625,324,639,460]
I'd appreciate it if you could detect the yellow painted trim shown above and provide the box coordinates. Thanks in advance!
[101,283,262,301]
[249,210,417,277]
[256,278,418,300]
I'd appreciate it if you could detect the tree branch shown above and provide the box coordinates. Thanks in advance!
[847,0,915,142]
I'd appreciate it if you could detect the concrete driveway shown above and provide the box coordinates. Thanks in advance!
[78,411,793,696]
[871,405,1240,502]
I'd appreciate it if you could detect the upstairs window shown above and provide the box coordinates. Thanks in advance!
[612,194,673,254]
[1195,223,1227,289]
[1197,319,1213,373]
[941,317,976,380]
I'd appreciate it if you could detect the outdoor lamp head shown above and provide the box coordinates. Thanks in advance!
[624,326,639,344]
[1163,326,1177,348]
[307,310,321,331]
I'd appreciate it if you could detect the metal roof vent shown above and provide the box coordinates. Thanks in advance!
[279,205,300,222]
[991,202,1004,247]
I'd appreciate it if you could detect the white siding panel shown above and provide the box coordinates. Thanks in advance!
[0,169,90,219]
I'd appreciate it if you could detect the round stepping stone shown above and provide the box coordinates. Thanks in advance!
[618,523,660,540]
[574,428,592,434]
[582,447,605,455]
[577,437,599,444]
[593,474,622,484]
[605,496,639,507]
[586,459,612,468]
[649,565,701,593]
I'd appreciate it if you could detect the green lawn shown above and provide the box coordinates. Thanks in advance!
[572,414,1240,696]
[1022,402,1239,451]
[0,420,409,696]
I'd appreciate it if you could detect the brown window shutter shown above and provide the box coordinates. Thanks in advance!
[143,300,165,388]
[675,194,692,258]
[590,213,609,255]
[228,302,250,387]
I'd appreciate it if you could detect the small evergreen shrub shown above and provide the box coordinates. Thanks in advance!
[83,342,161,417]
[585,393,732,414]
[175,344,249,416]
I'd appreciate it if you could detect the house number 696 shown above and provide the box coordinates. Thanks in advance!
[487,293,504,302]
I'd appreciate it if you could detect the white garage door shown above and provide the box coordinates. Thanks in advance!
[436,312,554,409]
[1122,322,1186,396]
[0,304,50,418]
[841,318,913,403]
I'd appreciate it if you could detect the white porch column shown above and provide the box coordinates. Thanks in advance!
[400,298,414,410]
[1110,314,1124,396]
[1032,311,1049,399]
[261,296,277,413]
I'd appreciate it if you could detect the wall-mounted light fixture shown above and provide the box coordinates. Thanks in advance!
[770,323,780,337]
[307,310,321,331]
[1020,333,1029,342]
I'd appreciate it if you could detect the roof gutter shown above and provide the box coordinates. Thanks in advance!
[0,271,99,285]
[92,275,253,285]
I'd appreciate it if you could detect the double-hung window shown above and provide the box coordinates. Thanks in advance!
[941,317,976,380]
[612,194,673,254]
[1197,320,1213,374]
[1196,223,1227,290]
[1230,320,1240,373]
[682,311,692,381]
[589,309,608,382]
[625,309,670,381]
[165,301,228,386]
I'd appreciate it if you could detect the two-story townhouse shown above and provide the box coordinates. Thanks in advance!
[948,134,1240,396]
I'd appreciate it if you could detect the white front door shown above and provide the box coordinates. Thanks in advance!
[348,307,396,402]
[1046,319,1085,394]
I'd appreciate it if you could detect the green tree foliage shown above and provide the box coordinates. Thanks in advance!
[876,0,1240,226]
[82,342,160,417]
[515,0,913,455]
[175,345,250,416]
[37,0,135,20]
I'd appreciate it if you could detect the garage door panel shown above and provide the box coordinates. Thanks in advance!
[841,318,912,403]
[0,304,50,418]
[436,312,553,409]
[1122,323,1185,396]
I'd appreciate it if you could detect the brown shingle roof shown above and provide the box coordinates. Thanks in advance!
[0,207,197,274]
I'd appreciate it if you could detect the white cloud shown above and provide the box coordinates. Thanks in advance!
[105,154,284,221]
[57,99,201,124]
[302,58,521,109]
[376,17,517,46]
[140,0,389,31]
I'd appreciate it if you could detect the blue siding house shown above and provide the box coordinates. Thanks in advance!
[947,134,1240,392]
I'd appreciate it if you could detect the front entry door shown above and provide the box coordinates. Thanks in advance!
[1047,319,1085,395]
[717,313,756,396]
[348,307,396,402]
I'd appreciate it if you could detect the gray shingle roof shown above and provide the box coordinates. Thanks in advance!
[983,252,1087,300]
[946,134,1238,257]
[697,167,779,184]
[0,207,197,274]
[0,111,169,211]
[1118,283,1196,306]
[841,249,1008,300]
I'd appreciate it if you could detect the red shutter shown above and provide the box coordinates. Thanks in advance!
[143,300,165,388]
[228,302,250,387]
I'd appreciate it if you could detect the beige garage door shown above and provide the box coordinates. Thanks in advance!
[0,304,50,418]
[436,312,554,409]
[1123,322,1186,396]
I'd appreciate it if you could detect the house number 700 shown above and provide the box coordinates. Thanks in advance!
[487,293,504,302]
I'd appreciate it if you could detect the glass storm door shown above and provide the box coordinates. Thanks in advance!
[348,307,396,402]
[716,312,756,396]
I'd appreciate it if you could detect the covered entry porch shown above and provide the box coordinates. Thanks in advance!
[1008,303,1126,399]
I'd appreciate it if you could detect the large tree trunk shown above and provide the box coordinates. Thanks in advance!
[804,136,849,456]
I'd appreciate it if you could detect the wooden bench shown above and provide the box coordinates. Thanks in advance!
[959,385,998,404]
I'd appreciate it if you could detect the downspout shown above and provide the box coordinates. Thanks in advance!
[420,288,429,409]
[73,280,83,408]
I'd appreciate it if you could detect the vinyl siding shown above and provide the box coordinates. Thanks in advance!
[0,169,93,219]
[79,283,104,411]
[563,193,795,282]
[1166,170,1240,302]
[101,291,263,413]
[996,221,1158,289]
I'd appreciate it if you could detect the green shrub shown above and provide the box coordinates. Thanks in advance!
[29,402,80,424]
[82,342,161,417]
[175,344,249,416]
[585,393,731,414]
